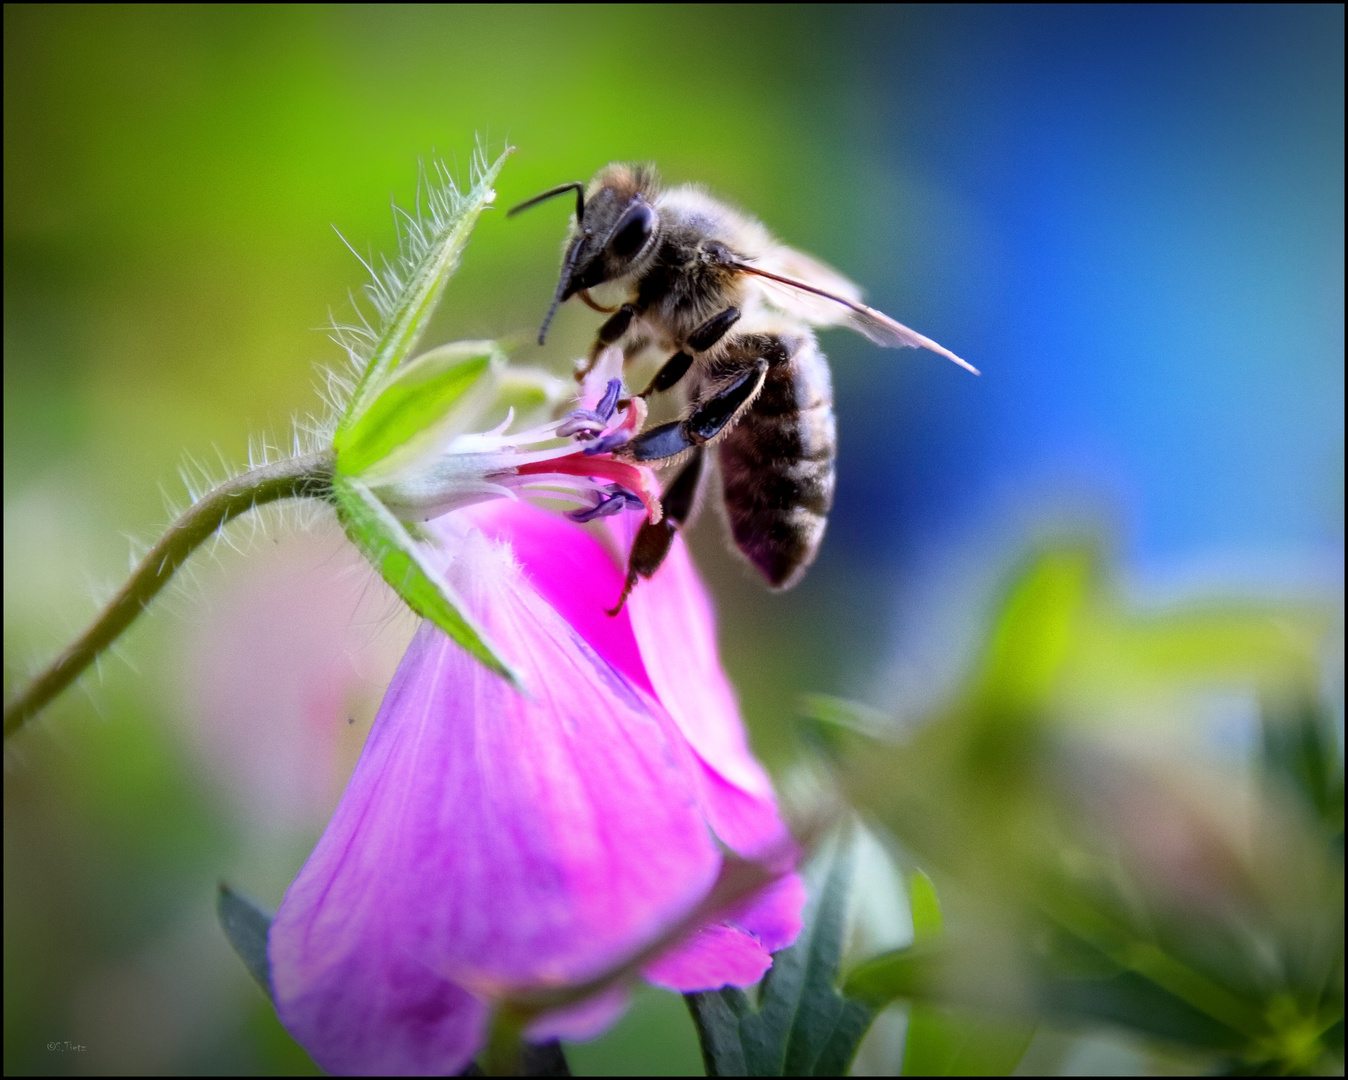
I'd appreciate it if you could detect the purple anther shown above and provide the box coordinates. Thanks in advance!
[566,493,629,523]
[557,411,607,439]
[600,484,645,509]
[582,429,634,456]
[595,378,623,422]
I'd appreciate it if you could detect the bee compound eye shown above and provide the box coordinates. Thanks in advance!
[609,203,655,258]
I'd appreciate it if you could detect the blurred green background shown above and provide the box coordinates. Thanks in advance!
[4,4,1341,1075]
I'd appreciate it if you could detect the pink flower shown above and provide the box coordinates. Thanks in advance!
[267,497,804,1074]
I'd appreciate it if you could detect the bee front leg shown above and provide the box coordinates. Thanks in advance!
[607,448,705,616]
[577,304,641,379]
[623,359,769,464]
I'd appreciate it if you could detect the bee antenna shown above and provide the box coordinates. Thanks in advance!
[537,235,584,345]
[508,181,586,224]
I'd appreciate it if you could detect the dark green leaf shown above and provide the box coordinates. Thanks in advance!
[217,883,274,1000]
[1261,694,1345,837]
[845,938,1245,1052]
[1033,963,1244,1050]
[685,836,877,1075]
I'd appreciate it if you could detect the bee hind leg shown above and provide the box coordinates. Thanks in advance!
[607,448,705,616]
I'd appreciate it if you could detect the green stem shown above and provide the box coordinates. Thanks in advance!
[4,450,335,739]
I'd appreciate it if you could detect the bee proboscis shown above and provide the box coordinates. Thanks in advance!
[510,164,977,613]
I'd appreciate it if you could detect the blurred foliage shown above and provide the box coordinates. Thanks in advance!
[816,544,1343,1074]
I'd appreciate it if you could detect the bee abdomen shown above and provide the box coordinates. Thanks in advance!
[716,333,836,589]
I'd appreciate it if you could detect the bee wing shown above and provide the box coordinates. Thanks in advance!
[733,251,980,375]
[750,244,866,327]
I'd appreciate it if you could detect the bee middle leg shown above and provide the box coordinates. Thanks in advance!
[638,307,742,397]
[607,448,705,616]
[624,358,769,464]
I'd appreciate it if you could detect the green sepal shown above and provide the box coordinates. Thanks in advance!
[332,473,522,688]
[335,340,502,477]
[490,365,569,428]
[217,883,274,1000]
[338,148,511,437]
[685,835,877,1075]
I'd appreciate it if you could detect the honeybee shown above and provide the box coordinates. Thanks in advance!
[510,164,976,612]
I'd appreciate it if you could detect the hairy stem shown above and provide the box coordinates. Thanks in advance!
[4,451,335,739]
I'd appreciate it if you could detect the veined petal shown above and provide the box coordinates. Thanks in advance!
[463,501,653,697]
[269,530,721,1075]
[465,499,801,869]
[451,506,805,993]
[617,517,786,816]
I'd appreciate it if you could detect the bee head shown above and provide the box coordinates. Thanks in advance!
[509,164,661,344]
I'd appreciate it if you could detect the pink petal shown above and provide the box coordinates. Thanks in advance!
[642,924,772,992]
[640,872,807,994]
[268,930,488,1076]
[463,504,805,956]
[525,986,630,1044]
[464,501,652,696]
[691,763,797,863]
[622,522,776,803]
[726,872,808,954]
[470,502,797,862]
[269,531,720,1075]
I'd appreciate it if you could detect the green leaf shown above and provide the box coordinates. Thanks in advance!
[218,883,274,1000]
[908,870,942,943]
[335,341,501,477]
[902,1005,1034,1076]
[843,945,943,1009]
[796,694,890,760]
[977,547,1094,715]
[685,836,877,1075]
[332,474,521,687]
[339,148,512,436]
[844,939,1246,1052]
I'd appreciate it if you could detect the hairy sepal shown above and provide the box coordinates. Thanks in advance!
[338,148,512,436]
[336,341,503,478]
[332,474,522,688]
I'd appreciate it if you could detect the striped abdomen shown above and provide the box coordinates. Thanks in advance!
[716,328,836,589]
